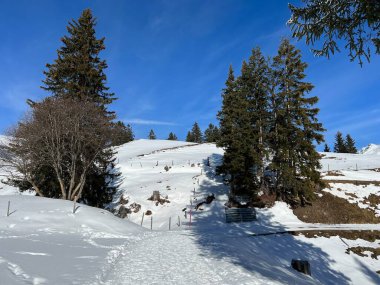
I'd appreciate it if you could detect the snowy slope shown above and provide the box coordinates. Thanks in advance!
[360,144,380,155]
[320,151,380,172]
[0,135,29,196]
[1,140,380,284]
[0,195,145,284]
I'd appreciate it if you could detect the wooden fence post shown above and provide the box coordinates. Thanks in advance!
[141,212,145,226]
[73,196,78,214]
[178,215,181,227]
[151,216,153,230]
[169,217,171,230]
[7,200,10,217]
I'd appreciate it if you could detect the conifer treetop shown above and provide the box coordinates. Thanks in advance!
[42,9,115,108]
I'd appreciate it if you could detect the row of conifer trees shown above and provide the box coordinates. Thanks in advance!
[147,122,220,143]
[216,39,325,206]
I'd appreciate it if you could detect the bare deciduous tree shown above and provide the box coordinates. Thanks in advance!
[0,97,112,201]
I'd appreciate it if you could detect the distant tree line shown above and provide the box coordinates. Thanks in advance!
[216,39,325,207]
[185,122,220,143]
[324,132,357,153]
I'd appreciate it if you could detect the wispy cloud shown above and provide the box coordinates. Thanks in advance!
[124,118,178,126]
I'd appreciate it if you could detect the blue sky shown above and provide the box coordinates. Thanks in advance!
[0,0,379,149]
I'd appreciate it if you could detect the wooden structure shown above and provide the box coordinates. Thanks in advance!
[225,207,256,223]
[152,191,160,201]
[291,259,311,276]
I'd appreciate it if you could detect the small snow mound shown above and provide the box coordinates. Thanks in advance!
[360,144,380,155]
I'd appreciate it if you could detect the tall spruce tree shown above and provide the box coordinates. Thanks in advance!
[217,64,254,194]
[42,9,116,106]
[38,9,119,206]
[345,134,357,153]
[148,129,156,140]
[334,131,346,153]
[217,66,238,177]
[244,47,270,189]
[167,132,177,140]
[269,39,324,204]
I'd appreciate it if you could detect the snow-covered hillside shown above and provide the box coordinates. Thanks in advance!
[1,139,380,284]
[360,144,380,155]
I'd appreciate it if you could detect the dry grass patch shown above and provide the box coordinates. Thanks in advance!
[293,192,380,224]
[326,170,344,176]
[324,180,380,186]
[364,194,380,208]
[294,230,380,242]
[346,247,380,259]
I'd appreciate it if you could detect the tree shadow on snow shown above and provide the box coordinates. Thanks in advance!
[185,153,380,285]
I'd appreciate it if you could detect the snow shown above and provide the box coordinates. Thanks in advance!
[1,140,380,284]
[0,195,145,284]
[320,151,380,172]
[360,144,380,155]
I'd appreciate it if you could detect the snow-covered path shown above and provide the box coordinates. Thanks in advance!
[100,230,318,285]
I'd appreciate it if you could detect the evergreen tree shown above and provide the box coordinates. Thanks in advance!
[217,66,238,178]
[204,123,220,143]
[345,134,357,153]
[33,9,118,206]
[148,129,156,140]
[217,65,254,194]
[288,0,380,65]
[243,47,270,189]
[188,122,203,143]
[111,121,134,146]
[167,132,177,140]
[334,131,346,153]
[269,39,324,204]
[323,144,331,152]
[186,131,193,142]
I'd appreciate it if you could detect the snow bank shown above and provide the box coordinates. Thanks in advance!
[0,195,145,284]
